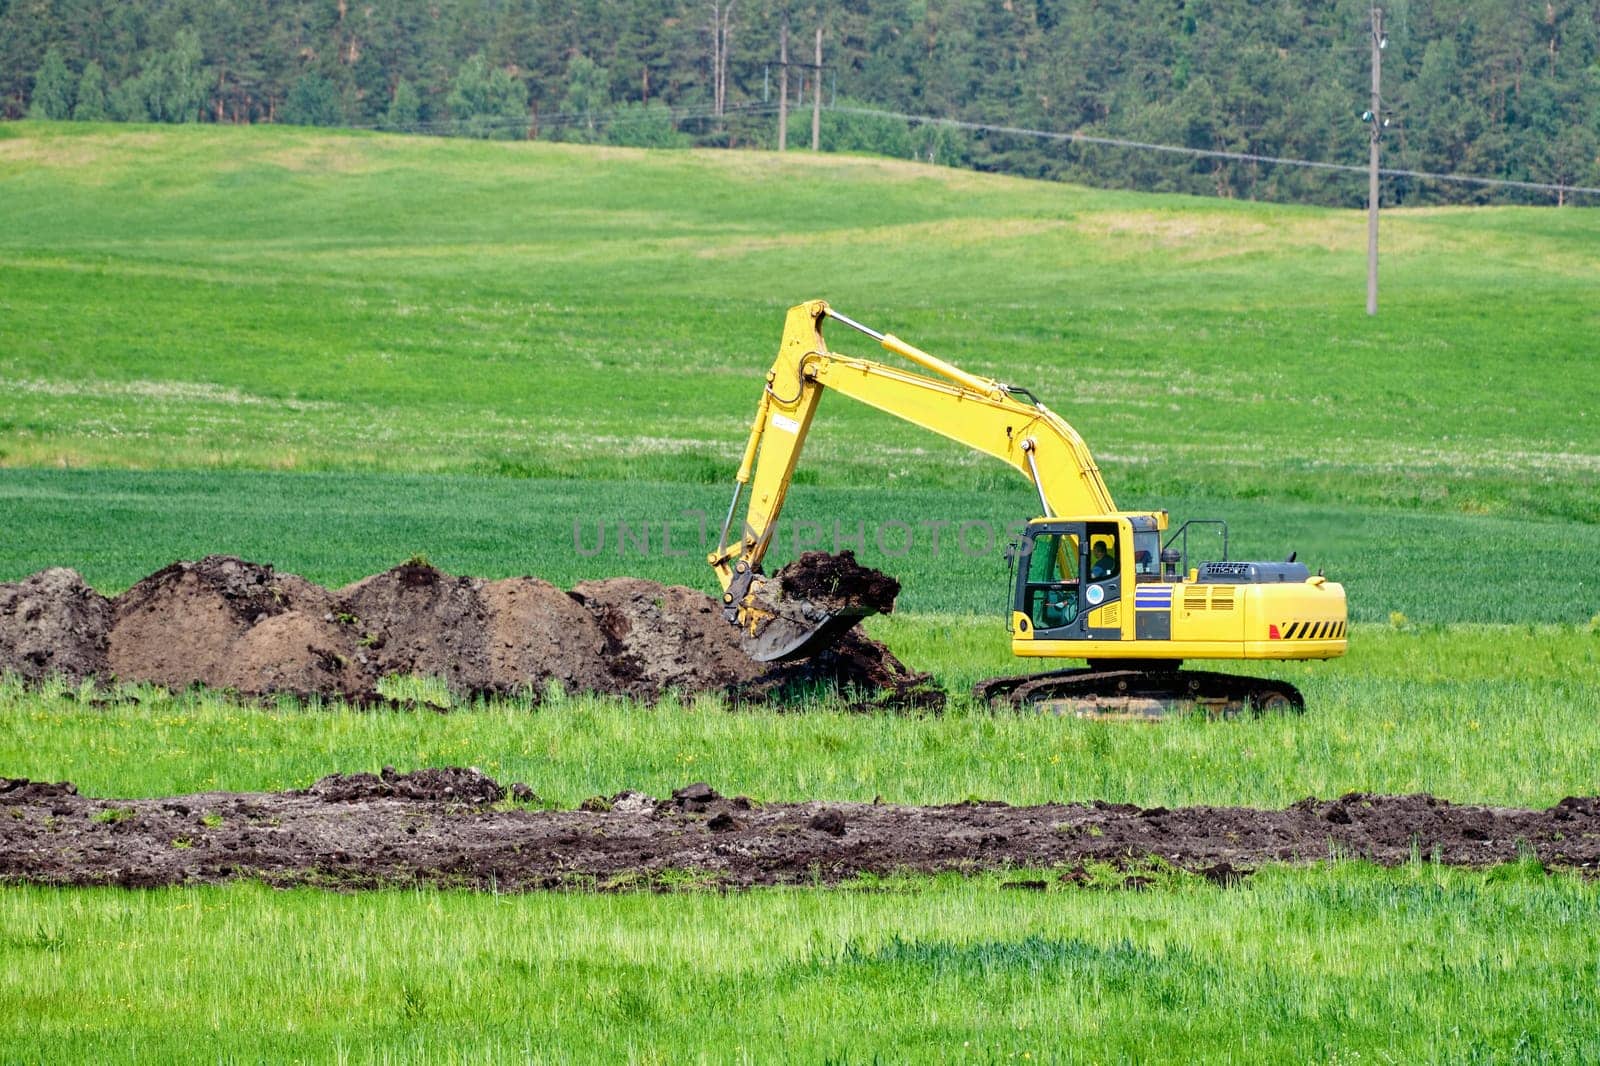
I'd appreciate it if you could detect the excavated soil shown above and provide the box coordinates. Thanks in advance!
[776,550,901,614]
[0,554,938,707]
[0,569,111,683]
[2,770,1596,891]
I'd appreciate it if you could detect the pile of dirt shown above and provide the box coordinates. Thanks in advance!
[2,772,1595,891]
[335,562,494,694]
[479,577,609,694]
[0,554,937,708]
[0,569,111,683]
[782,628,942,707]
[110,556,358,698]
[308,766,506,805]
[569,577,768,698]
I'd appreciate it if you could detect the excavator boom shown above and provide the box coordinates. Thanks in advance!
[709,300,1155,661]
[711,300,1123,593]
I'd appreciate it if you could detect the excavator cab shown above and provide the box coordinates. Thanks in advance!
[1013,517,1153,643]
[998,513,1346,712]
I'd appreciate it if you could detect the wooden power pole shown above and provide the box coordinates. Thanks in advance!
[777,18,788,151]
[1366,7,1384,317]
[811,26,822,151]
[709,1,735,120]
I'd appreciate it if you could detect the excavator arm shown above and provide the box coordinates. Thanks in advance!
[709,299,1141,660]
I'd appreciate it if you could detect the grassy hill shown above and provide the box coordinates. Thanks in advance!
[2,121,1596,513]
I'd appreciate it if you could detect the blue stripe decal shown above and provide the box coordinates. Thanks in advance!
[1135,587,1173,611]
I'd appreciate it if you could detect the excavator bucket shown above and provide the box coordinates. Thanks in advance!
[740,600,875,662]
[724,566,890,662]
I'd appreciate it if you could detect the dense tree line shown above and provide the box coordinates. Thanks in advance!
[3,0,1597,205]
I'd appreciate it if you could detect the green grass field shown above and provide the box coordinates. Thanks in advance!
[2,122,1596,522]
[6,866,1599,1064]
[3,467,1598,623]
[2,121,1598,1061]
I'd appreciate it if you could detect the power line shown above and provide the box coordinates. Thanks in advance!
[319,97,1599,200]
[829,105,1600,198]
[339,100,781,135]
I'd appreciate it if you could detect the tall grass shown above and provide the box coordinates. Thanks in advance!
[2,865,1596,1063]
[3,622,1594,809]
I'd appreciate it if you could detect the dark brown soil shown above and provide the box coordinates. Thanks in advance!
[2,771,1595,891]
[479,577,611,695]
[0,569,111,683]
[334,563,494,695]
[110,556,354,696]
[776,550,900,614]
[0,554,937,708]
[758,628,943,708]
[568,577,769,698]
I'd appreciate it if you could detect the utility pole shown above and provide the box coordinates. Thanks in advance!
[811,26,822,151]
[709,1,735,120]
[777,17,788,151]
[1366,7,1384,317]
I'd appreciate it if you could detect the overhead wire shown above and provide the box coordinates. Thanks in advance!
[323,96,1599,200]
[828,105,1600,198]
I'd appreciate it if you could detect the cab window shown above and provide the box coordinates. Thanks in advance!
[1087,524,1119,582]
[1027,533,1077,584]
[1133,530,1159,580]
[1025,533,1080,629]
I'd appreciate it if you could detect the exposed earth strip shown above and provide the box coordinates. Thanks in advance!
[3,770,1594,891]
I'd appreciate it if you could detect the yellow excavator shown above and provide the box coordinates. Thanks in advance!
[708,300,1347,713]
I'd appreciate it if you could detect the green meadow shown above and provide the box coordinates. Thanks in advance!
[1,122,1596,522]
[2,467,1598,623]
[1,121,1598,1061]
[3,621,1596,809]
[6,866,1599,1064]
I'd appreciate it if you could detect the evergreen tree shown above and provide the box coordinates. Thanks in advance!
[28,45,74,119]
[561,54,610,142]
[110,75,152,122]
[383,78,421,133]
[350,51,390,125]
[283,72,342,126]
[72,59,106,120]
[447,53,525,139]
[115,28,210,123]
[606,100,685,147]
[1548,125,1599,203]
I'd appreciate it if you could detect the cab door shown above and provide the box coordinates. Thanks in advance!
[1015,524,1082,640]
[1081,520,1126,641]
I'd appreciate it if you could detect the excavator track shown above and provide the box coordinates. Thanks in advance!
[973,667,1304,719]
